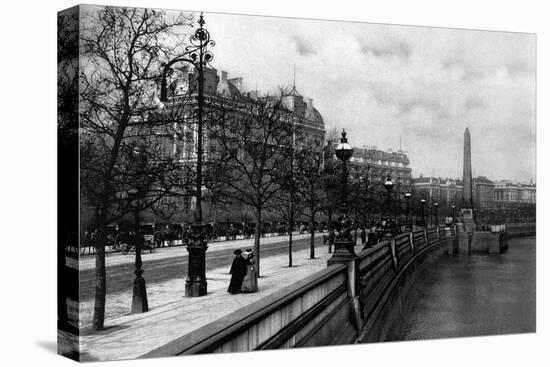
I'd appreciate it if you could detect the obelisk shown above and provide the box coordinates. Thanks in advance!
[463,127,473,208]
[461,127,475,232]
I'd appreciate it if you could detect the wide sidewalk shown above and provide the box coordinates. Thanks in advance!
[76,241,363,362]
[72,232,318,271]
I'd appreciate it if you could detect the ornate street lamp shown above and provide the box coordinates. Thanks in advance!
[334,129,353,213]
[329,129,355,261]
[159,13,215,297]
[420,198,426,227]
[433,202,439,226]
[405,192,412,230]
[384,175,394,221]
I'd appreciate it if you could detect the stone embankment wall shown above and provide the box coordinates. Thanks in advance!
[145,223,534,355]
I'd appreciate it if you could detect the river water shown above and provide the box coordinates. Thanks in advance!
[384,236,536,341]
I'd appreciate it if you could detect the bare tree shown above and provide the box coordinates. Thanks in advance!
[78,6,194,330]
[319,132,342,252]
[296,141,325,259]
[270,124,304,267]
[207,95,294,276]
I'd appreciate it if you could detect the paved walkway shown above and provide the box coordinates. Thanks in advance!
[75,243,360,362]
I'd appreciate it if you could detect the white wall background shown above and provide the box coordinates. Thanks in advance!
[0,0,547,366]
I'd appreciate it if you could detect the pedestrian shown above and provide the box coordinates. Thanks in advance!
[241,248,258,293]
[227,249,248,294]
[360,227,367,245]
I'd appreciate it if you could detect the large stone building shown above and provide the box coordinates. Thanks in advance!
[412,175,536,211]
[340,146,413,193]
[166,66,326,162]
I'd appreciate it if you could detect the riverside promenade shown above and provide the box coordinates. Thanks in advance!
[61,235,363,361]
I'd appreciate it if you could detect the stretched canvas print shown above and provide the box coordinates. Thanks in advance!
[58,4,536,362]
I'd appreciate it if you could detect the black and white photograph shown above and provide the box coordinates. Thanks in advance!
[3,1,548,366]
[55,3,539,362]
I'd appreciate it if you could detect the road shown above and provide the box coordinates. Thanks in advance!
[76,235,326,300]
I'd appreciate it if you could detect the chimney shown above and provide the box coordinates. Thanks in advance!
[228,77,243,92]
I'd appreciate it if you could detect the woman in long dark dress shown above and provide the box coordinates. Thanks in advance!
[228,249,247,294]
[241,249,258,293]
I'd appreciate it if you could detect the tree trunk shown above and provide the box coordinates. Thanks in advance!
[92,209,107,330]
[254,205,262,276]
[309,205,315,259]
[288,224,293,267]
[327,210,333,253]
[288,207,294,267]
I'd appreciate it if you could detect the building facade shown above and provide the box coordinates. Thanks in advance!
[412,175,536,211]
[166,67,326,162]
[343,147,413,192]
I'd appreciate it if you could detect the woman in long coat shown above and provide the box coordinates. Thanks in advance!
[241,249,258,293]
[228,249,248,294]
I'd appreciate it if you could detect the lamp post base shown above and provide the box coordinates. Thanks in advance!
[327,239,356,264]
[131,274,149,313]
[185,227,208,297]
[185,277,208,297]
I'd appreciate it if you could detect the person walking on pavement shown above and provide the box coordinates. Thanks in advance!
[360,227,367,246]
[228,249,248,294]
[241,248,258,293]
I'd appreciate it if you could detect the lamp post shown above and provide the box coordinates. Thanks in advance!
[384,175,394,221]
[420,198,426,227]
[451,204,456,224]
[433,202,439,227]
[330,129,355,260]
[405,192,411,230]
[118,188,149,313]
[159,13,215,297]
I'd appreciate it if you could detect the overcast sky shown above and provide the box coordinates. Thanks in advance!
[183,11,536,183]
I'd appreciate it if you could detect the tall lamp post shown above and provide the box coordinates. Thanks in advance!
[330,129,355,260]
[384,175,394,221]
[159,13,215,297]
[433,202,439,226]
[118,188,149,313]
[420,198,426,227]
[405,192,411,230]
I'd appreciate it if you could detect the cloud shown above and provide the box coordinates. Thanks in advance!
[359,40,411,59]
[203,11,535,182]
[293,35,316,56]
[464,97,485,110]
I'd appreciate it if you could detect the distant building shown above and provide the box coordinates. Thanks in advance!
[473,176,495,209]
[412,175,536,210]
[494,180,536,208]
[338,146,413,193]
[412,176,463,206]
